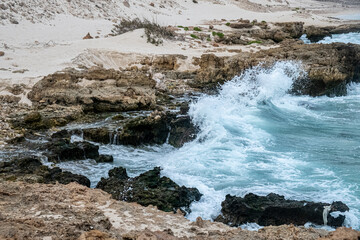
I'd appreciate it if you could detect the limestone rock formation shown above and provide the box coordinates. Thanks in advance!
[27,67,156,112]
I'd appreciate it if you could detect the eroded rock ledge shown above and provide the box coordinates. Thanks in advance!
[1,180,349,240]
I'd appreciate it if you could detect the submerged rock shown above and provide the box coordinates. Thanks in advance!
[96,167,202,213]
[215,193,349,228]
[0,157,90,187]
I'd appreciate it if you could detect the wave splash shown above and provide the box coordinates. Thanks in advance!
[162,61,360,229]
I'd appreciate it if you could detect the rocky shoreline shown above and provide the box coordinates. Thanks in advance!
[1,3,360,238]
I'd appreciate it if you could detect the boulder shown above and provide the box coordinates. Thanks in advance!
[96,167,202,213]
[215,193,349,228]
[0,157,90,187]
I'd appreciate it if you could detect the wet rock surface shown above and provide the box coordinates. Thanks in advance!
[168,115,198,148]
[215,193,349,228]
[43,138,100,163]
[115,111,171,146]
[96,167,202,213]
[0,157,90,187]
[78,110,198,148]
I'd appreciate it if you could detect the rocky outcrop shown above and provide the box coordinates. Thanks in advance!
[215,193,349,228]
[218,21,303,45]
[83,127,113,145]
[305,24,360,42]
[28,67,156,112]
[193,43,360,96]
[0,157,90,187]
[96,167,202,213]
[10,105,83,130]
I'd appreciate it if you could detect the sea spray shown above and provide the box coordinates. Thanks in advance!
[301,32,360,44]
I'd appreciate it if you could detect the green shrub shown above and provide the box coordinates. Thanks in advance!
[193,27,202,31]
[212,31,224,38]
[190,34,199,39]
[112,18,175,46]
[178,25,184,28]
[226,22,231,26]
[184,27,189,31]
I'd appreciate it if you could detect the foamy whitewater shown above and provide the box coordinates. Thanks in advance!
[301,32,360,44]
[57,61,360,230]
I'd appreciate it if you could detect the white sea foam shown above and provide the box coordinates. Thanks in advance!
[301,32,360,44]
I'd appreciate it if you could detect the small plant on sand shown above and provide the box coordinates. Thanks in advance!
[112,18,175,46]
[178,25,184,28]
[212,31,224,38]
[226,22,231,26]
[247,40,262,45]
[190,34,199,39]
[184,27,189,31]
[193,27,202,31]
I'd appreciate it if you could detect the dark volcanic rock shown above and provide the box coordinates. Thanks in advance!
[116,111,171,146]
[96,167,202,213]
[96,155,114,163]
[0,157,90,187]
[44,139,99,163]
[168,116,198,148]
[215,193,349,228]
